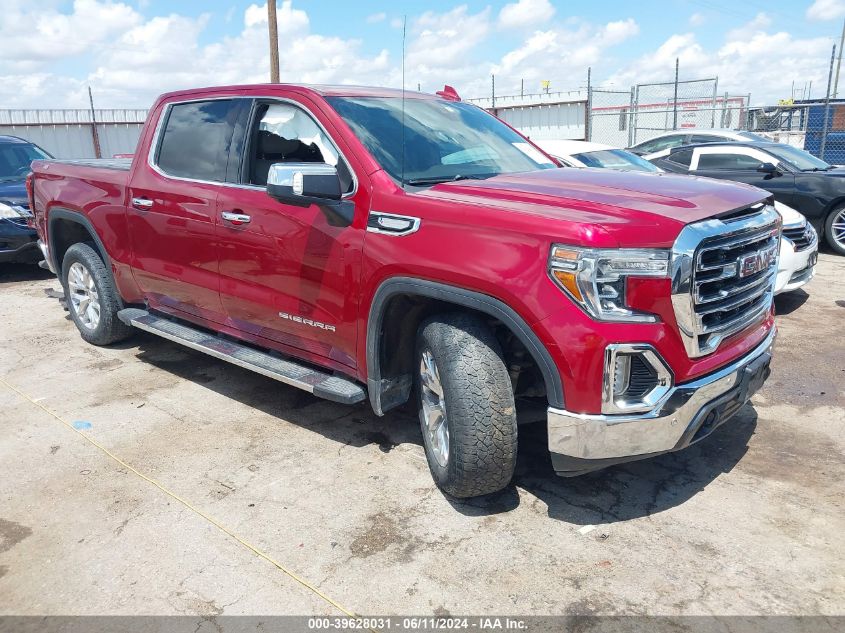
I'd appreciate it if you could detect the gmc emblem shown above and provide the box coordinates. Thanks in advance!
[738,245,777,278]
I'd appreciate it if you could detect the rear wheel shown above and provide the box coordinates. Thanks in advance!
[62,243,132,345]
[416,313,517,498]
[825,205,845,255]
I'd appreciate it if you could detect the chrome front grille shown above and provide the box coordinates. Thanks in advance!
[782,224,816,251]
[671,204,781,358]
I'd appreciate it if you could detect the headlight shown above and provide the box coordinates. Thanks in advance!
[548,244,669,323]
[0,202,31,219]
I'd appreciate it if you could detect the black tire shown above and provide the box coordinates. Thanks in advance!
[61,243,132,346]
[416,313,517,498]
[824,205,845,255]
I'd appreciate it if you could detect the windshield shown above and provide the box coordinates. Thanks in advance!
[326,96,555,185]
[765,144,832,171]
[574,149,660,172]
[0,142,51,181]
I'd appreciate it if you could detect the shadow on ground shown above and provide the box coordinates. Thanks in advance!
[129,330,757,526]
[0,263,52,284]
[774,289,810,316]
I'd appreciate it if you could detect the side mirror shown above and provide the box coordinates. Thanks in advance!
[266,162,352,226]
[757,162,780,175]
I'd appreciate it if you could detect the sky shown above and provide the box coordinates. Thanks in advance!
[2,0,845,109]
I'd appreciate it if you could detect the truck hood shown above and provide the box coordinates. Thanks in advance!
[419,168,767,247]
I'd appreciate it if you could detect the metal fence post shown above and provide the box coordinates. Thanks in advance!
[821,43,836,161]
[672,58,679,130]
[632,84,640,145]
[711,77,718,128]
[491,74,496,110]
[585,67,592,141]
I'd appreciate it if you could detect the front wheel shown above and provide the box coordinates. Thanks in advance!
[62,243,132,345]
[416,313,517,498]
[825,205,845,255]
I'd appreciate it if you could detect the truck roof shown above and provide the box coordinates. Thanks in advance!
[158,84,443,102]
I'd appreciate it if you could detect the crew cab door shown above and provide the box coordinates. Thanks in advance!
[127,97,249,323]
[214,97,365,371]
[687,146,796,206]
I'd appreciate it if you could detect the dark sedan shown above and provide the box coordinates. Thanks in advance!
[651,140,845,253]
[0,136,52,264]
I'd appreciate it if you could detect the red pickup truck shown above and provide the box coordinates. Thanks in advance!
[29,84,779,498]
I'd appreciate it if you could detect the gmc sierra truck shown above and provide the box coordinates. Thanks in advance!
[29,84,779,498]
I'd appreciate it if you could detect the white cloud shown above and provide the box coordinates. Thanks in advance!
[689,12,705,27]
[498,0,555,30]
[244,1,309,32]
[405,5,492,90]
[807,0,845,21]
[491,18,639,95]
[606,14,834,103]
[366,12,387,24]
[0,0,391,108]
[1,0,140,64]
[0,0,829,111]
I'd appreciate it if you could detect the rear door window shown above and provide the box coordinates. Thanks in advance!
[696,151,766,171]
[155,99,246,182]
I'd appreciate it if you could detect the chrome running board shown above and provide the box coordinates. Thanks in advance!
[117,308,365,405]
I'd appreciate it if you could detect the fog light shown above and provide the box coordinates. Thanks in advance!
[612,355,631,395]
[602,344,673,414]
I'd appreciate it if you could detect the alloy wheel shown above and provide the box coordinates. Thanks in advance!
[67,262,101,330]
[420,349,450,468]
[832,207,845,250]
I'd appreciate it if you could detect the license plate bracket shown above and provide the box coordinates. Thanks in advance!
[741,351,771,403]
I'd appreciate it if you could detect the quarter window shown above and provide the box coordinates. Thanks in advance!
[156,100,243,182]
[666,148,693,168]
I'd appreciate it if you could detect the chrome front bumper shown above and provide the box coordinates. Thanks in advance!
[548,329,775,474]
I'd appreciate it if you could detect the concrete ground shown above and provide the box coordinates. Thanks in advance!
[0,255,843,617]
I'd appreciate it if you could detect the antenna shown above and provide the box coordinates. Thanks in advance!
[400,15,407,190]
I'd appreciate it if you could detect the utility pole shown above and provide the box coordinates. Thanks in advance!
[267,0,280,83]
[835,17,845,98]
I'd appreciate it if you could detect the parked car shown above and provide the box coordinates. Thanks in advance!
[0,135,51,264]
[538,140,815,294]
[30,84,778,498]
[772,202,818,293]
[536,140,662,172]
[651,141,845,254]
[629,129,770,161]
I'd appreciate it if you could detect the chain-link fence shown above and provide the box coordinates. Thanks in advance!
[588,96,845,164]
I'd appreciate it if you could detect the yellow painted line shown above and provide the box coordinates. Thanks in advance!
[1,376,361,620]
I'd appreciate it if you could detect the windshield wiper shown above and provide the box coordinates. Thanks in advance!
[802,166,834,172]
[405,173,495,186]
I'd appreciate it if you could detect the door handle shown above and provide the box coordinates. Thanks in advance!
[221,211,251,225]
[131,197,154,211]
